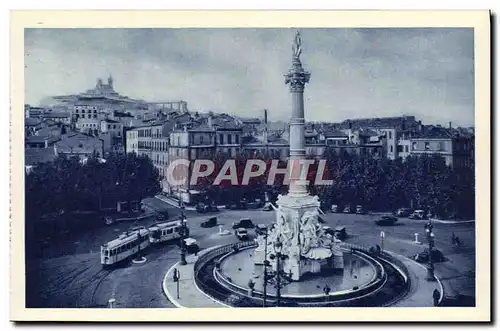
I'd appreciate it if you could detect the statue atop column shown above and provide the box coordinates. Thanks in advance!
[292,30,302,60]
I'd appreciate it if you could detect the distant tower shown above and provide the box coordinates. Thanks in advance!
[108,74,114,89]
[96,78,103,88]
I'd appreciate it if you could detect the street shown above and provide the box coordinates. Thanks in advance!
[25,197,476,308]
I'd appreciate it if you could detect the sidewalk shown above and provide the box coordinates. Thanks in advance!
[155,195,227,212]
[162,253,227,308]
[390,252,444,307]
[428,218,475,225]
[154,195,196,211]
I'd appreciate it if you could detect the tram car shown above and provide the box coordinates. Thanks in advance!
[148,220,190,244]
[100,226,151,267]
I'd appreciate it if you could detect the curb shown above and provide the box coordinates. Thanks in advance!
[162,248,229,308]
[388,251,445,306]
[429,219,475,225]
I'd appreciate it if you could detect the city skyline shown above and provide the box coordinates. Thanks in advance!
[25,28,474,127]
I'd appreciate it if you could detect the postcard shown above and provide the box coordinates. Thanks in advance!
[10,10,491,322]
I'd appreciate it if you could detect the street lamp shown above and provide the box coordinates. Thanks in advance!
[380,231,385,253]
[268,237,291,307]
[262,228,269,308]
[179,207,188,265]
[425,221,435,281]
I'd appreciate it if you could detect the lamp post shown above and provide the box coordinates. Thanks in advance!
[179,207,187,265]
[268,237,291,307]
[172,267,180,299]
[262,228,269,308]
[425,221,435,281]
[380,231,385,253]
[274,238,283,307]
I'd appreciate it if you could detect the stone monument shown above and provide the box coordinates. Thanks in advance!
[254,31,344,281]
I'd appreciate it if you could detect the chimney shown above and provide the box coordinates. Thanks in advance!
[348,120,352,129]
[418,120,423,132]
[208,115,213,128]
[449,121,452,129]
[264,109,268,125]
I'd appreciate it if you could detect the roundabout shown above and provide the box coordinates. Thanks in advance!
[164,240,413,308]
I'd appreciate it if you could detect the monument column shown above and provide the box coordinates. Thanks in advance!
[285,32,310,197]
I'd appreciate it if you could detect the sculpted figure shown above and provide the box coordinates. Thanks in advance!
[292,31,302,59]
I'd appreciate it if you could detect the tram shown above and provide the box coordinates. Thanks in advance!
[148,220,189,244]
[100,226,150,266]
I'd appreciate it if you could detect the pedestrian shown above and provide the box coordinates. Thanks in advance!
[455,236,462,247]
[451,232,456,245]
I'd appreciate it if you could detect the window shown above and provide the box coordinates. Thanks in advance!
[177,137,180,146]
[388,131,392,139]
[425,142,430,150]
[200,136,204,145]
[227,134,232,144]
[87,114,91,119]
[390,145,393,153]
[93,115,97,119]
[404,145,409,153]
[235,134,239,144]
[219,133,224,144]
[108,125,111,129]
[76,109,79,113]
[94,110,97,113]
[113,125,116,129]
[412,142,417,151]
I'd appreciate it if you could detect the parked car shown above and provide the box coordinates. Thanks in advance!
[355,205,364,214]
[226,199,248,210]
[343,205,352,213]
[196,202,209,213]
[375,215,399,226]
[413,248,445,263]
[235,228,249,240]
[409,210,426,220]
[255,224,268,236]
[181,237,200,254]
[322,226,335,237]
[331,204,340,213]
[334,226,347,240]
[232,218,255,229]
[262,203,273,211]
[396,208,412,217]
[201,216,217,228]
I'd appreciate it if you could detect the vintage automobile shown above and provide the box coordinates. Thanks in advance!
[409,210,426,220]
[196,202,218,213]
[232,218,255,229]
[255,224,268,236]
[343,205,353,213]
[181,237,200,254]
[334,226,347,240]
[262,203,273,211]
[396,207,412,217]
[322,226,335,237]
[331,204,340,213]
[355,205,364,214]
[200,216,217,228]
[235,228,249,240]
[375,215,399,226]
[413,248,445,263]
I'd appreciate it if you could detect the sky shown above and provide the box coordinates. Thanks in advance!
[24,28,474,127]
